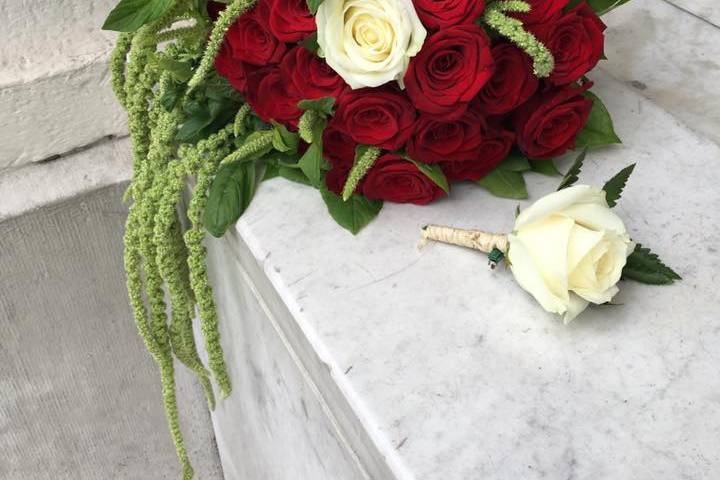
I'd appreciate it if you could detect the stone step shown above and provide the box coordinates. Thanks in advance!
[0,0,127,171]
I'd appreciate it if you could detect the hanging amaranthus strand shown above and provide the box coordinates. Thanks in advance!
[112,0,258,477]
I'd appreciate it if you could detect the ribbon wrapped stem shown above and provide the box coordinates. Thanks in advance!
[420,225,509,254]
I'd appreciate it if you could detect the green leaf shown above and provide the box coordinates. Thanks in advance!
[159,81,184,112]
[271,122,300,154]
[557,148,587,191]
[279,166,312,185]
[306,0,325,14]
[603,163,636,207]
[177,104,213,142]
[297,119,327,187]
[321,188,383,235]
[153,56,193,82]
[566,0,632,15]
[102,0,175,32]
[204,161,259,238]
[300,32,320,53]
[298,97,336,116]
[406,158,450,194]
[477,169,528,199]
[499,151,532,172]
[576,92,621,149]
[530,159,562,176]
[622,244,681,285]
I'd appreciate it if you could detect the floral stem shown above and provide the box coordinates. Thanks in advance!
[420,225,509,254]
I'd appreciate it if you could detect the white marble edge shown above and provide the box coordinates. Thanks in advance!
[225,74,720,480]
[230,222,418,479]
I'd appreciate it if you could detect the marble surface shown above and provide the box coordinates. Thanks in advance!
[210,4,720,479]
[603,0,720,145]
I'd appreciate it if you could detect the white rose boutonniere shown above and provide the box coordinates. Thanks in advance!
[420,158,681,323]
[316,0,427,89]
[507,185,633,322]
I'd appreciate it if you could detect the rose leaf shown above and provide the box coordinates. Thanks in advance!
[406,158,450,194]
[557,148,587,191]
[477,168,528,200]
[622,244,682,285]
[603,163,636,207]
[320,188,383,235]
[576,92,622,149]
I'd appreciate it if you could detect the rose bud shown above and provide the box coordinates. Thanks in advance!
[475,43,538,115]
[412,0,486,30]
[361,154,447,205]
[268,0,316,43]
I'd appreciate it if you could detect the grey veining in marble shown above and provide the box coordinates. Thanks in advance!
[207,5,720,480]
[667,0,719,27]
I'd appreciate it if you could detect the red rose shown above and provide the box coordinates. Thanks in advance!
[225,0,286,66]
[323,125,357,166]
[412,0,485,29]
[246,68,302,126]
[281,47,348,101]
[532,3,606,85]
[407,108,486,164]
[405,24,494,118]
[440,128,515,181]
[362,154,446,205]
[215,43,253,94]
[513,82,593,159]
[475,43,538,115]
[511,0,568,25]
[331,87,416,150]
[325,164,353,195]
[269,0,316,42]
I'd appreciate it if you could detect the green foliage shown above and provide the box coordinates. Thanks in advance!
[406,158,450,194]
[272,122,300,154]
[530,159,562,176]
[298,96,336,115]
[298,119,328,187]
[623,244,681,285]
[576,92,621,148]
[477,169,528,199]
[295,97,336,188]
[500,151,532,172]
[102,0,175,32]
[301,32,320,53]
[557,148,587,190]
[321,188,383,235]
[603,163,636,207]
[306,0,326,14]
[566,0,633,15]
[204,161,259,237]
[176,76,243,143]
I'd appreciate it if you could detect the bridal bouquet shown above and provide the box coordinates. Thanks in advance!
[103,0,645,477]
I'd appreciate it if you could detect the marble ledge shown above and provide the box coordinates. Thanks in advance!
[213,65,720,480]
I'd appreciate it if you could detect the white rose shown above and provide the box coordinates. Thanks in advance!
[315,0,427,89]
[507,185,634,323]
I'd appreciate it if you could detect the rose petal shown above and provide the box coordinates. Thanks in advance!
[563,293,590,324]
[514,215,575,302]
[561,203,628,235]
[515,185,606,229]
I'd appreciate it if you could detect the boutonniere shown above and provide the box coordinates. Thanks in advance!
[421,153,680,323]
